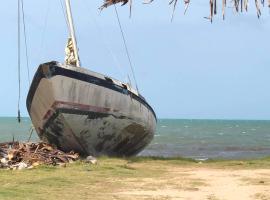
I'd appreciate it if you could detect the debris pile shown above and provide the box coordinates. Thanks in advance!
[0,142,79,170]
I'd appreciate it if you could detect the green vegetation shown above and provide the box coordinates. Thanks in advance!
[204,156,270,169]
[0,157,270,200]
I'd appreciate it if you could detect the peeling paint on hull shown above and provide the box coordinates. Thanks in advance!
[26,62,156,156]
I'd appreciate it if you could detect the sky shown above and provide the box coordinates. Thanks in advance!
[0,0,269,119]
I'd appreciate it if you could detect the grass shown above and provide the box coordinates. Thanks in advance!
[0,156,270,200]
[203,156,270,169]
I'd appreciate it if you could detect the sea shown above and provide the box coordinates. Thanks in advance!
[1,117,270,160]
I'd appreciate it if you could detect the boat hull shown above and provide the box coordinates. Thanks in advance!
[26,62,156,156]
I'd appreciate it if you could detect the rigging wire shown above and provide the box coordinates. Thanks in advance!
[59,0,70,32]
[21,0,30,86]
[82,0,127,82]
[17,0,21,123]
[38,0,51,61]
[113,5,139,92]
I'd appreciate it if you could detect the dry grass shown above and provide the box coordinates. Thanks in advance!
[0,157,270,200]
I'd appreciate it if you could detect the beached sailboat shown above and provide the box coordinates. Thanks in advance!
[23,0,266,157]
[26,0,156,156]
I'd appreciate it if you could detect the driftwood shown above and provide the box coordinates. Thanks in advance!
[100,0,270,21]
[0,142,79,170]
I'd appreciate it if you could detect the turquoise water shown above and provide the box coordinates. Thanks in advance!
[141,119,270,159]
[0,118,39,142]
[1,118,270,159]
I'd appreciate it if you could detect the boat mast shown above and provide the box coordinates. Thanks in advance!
[65,0,81,67]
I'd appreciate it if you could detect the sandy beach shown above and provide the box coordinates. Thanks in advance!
[1,157,270,200]
[117,167,270,200]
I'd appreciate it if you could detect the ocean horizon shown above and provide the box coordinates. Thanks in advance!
[1,117,270,160]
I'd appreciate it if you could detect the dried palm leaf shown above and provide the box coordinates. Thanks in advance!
[255,0,262,17]
[222,0,226,19]
[129,0,133,18]
[234,0,239,12]
[244,0,249,11]
[169,0,179,21]
[214,0,217,14]
[98,0,268,22]
[210,0,214,22]
[183,0,190,14]
[143,0,154,4]
[99,0,129,10]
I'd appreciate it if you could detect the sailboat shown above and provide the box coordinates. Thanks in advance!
[26,0,156,156]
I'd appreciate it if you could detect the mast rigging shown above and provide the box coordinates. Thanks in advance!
[114,5,139,91]
[21,0,30,86]
[64,0,81,67]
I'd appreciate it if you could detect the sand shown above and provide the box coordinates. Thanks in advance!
[115,167,270,200]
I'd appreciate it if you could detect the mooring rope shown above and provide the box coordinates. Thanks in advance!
[17,0,21,123]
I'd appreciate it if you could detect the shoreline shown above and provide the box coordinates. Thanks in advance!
[1,118,270,160]
[1,157,270,200]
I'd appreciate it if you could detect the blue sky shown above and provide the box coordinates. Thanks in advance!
[0,0,269,119]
